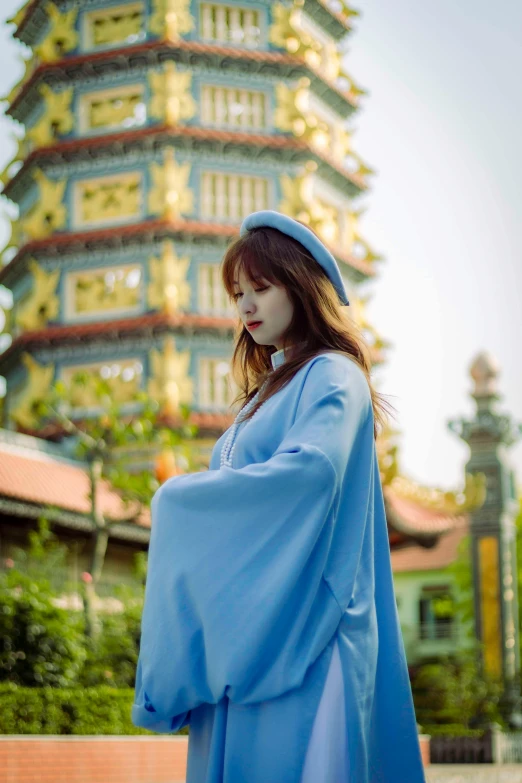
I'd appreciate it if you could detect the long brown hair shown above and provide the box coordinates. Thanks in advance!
[220,223,396,440]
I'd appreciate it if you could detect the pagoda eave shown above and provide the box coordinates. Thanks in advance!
[2,125,366,204]
[303,0,356,37]
[1,219,374,286]
[383,484,467,541]
[8,40,357,122]
[0,312,238,369]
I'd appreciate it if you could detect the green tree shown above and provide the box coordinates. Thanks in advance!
[36,374,199,641]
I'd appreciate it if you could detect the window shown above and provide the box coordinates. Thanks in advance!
[419,587,454,641]
[65,264,142,320]
[201,84,268,129]
[200,3,261,47]
[74,172,142,227]
[83,3,145,50]
[198,263,236,315]
[198,356,236,409]
[201,171,270,220]
[61,358,144,408]
[79,84,146,134]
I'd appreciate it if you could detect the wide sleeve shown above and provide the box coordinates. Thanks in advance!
[132,355,372,733]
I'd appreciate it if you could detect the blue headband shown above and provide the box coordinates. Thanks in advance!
[239,210,350,306]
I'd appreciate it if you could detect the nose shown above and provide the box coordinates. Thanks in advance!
[239,293,257,318]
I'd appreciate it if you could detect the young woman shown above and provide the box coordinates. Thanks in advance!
[132,210,426,783]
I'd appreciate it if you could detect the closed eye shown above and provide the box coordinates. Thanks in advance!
[232,286,269,300]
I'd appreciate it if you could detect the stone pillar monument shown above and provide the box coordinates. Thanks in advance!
[448,351,522,724]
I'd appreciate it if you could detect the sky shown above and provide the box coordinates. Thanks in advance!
[0,0,520,495]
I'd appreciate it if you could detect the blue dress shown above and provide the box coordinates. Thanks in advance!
[132,351,426,782]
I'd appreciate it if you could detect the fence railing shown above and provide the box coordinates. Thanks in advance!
[428,724,522,764]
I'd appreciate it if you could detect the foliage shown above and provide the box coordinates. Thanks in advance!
[0,518,86,687]
[78,558,145,689]
[412,652,504,731]
[0,682,188,736]
[37,375,199,509]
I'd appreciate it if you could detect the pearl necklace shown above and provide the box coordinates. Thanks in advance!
[220,379,269,468]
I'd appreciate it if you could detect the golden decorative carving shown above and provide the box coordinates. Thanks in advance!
[274,79,330,150]
[9,353,54,429]
[34,3,79,63]
[389,472,487,515]
[89,5,143,47]
[147,240,191,314]
[352,234,383,266]
[279,172,340,245]
[1,220,23,259]
[375,423,401,486]
[85,88,144,130]
[27,84,74,147]
[349,150,376,183]
[269,3,339,80]
[270,4,321,62]
[73,266,142,314]
[148,62,196,125]
[15,259,60,331]
[147,336,193,415]
[339,67,369,102]
[65,360,143,407]
[2,54,37,105]
[79,173,141,224]
[0,136,28,188]
[148,148,193,220]
[22,170,67,240]
[149,0,195,40]
[7,2,32,29]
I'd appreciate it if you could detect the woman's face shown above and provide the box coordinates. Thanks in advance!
[232,266,294,350]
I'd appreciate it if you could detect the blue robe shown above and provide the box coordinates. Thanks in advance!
[132,352,426,782]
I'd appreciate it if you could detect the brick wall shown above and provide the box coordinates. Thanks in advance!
[0,734,430,782]
[0,736,188,783]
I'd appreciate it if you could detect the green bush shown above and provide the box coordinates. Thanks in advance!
[0,682,188,735]
[0,569,86,687]
[420,723,485,738]
[78,583,143,689]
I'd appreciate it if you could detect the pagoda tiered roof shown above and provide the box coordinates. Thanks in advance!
[0,218,375,289]
[6,40,359,121]
[10,0,358,45]
[1,125,367,203]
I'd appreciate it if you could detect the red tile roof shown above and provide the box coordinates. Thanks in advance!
[0,441,150,527]
[384,485,467,537]
[0,433,466,561]
[390,517,469,572]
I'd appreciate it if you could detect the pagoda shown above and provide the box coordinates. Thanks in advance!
[0,0,482,547]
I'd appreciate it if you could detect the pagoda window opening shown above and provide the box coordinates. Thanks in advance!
[198,356,236,410]
[65,264,143,320]
[61,358,144,410]
[201,171,270,220]
[83,3,145,51]
[200,3,262,48]
[79,85,147,134]
[198,263,236,316]
[201,84,268,130]
[74,172,143,228]
[418,585,455,641]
